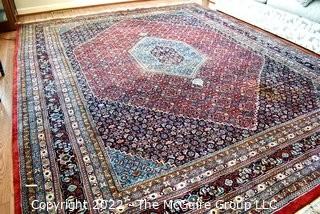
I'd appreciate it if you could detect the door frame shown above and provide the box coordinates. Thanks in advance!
[0,0,17,32]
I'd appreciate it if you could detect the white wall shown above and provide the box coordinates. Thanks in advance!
[14,0,138,14]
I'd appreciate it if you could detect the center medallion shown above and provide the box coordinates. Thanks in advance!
[130,37,206,78]
[150,45,184,65]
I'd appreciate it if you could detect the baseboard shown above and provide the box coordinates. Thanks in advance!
[17,0,140,15]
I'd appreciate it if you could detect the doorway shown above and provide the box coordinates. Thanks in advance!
[0,0,17,32]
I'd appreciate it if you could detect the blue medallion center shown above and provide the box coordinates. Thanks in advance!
[130,37,206,78]
[150,45,184,65]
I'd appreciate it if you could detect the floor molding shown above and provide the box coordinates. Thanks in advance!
[17,0,146,15]
[17,0,200,24]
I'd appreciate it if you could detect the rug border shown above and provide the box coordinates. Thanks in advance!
[275,184,320,214]
[12,26,22,214]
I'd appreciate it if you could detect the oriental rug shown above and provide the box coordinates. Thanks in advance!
[13,3,320,214]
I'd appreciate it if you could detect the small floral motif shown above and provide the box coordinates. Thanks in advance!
[225,179,233,186]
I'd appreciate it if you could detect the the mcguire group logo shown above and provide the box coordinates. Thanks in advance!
[137,198,278,212]
[30,198,278,212]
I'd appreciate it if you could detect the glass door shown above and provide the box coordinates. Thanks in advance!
[0,0,17,32]
[0,1,7,22]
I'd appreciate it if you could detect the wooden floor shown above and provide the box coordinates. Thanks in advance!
[18,0,201,24]
[0,31,15,214]
[0,0,318,213]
